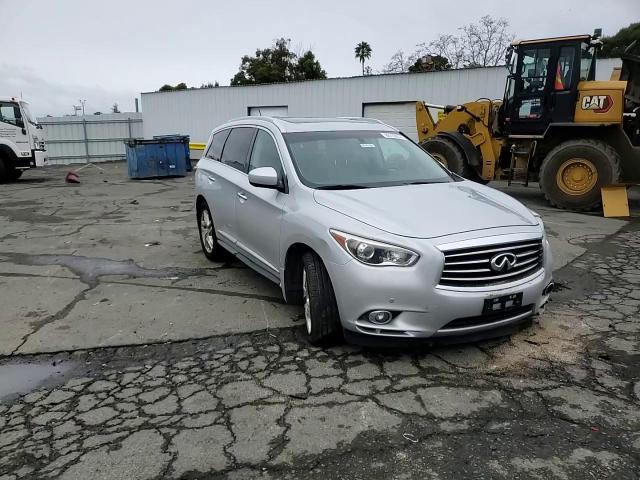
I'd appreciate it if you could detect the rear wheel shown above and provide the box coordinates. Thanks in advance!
[197,201,225,261]
[539,139,621,211]
[420,136,484,182]
[301,251,341,346]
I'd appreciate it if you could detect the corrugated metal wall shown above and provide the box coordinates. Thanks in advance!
[141,58,622,144]
[37,113,143,165]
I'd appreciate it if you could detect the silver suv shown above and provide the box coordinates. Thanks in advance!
[195,117,553,345]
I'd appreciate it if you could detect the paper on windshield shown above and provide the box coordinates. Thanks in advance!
[380,132,405,140]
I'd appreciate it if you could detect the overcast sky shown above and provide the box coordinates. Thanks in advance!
[2,0,637,117]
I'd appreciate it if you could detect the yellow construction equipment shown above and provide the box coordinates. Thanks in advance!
[417,30,640,211]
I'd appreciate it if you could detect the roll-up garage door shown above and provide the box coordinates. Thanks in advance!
[363,102,418,141]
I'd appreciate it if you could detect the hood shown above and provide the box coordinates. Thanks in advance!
[313,181,538,239]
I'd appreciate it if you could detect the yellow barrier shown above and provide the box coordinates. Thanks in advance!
[189,143,206,151]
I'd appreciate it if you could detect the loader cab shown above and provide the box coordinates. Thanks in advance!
[501,34,598,136]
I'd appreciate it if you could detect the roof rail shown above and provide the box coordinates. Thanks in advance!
[336,116,386,124]
[226,116,280,125]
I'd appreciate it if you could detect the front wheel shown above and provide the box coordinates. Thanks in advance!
[420,137,485,182]
[301,252,341,346]
[8,168,23,180]
[539,139,621,211]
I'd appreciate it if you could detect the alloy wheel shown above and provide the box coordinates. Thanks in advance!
[302,269,311,334]
[200,210,214,253]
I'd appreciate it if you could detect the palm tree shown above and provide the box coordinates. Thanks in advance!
[355,42,372,76]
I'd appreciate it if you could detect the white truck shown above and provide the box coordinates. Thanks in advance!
[0,97,46,181]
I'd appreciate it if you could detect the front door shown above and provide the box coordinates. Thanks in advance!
[508,46,553,135]
[235,129,288,282]
[0,101,31,160]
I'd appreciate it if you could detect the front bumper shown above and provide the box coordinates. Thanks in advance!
[326,234,553,340]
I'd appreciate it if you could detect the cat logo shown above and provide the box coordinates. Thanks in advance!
[581,95,613,113]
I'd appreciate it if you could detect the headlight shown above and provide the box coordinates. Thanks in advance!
[330,229,419,267]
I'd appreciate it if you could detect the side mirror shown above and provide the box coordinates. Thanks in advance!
[248,166,279,189]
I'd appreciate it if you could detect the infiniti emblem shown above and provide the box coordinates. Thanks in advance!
[490,252,517,272]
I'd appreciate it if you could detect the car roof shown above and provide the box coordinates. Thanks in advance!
[220,116,399,133]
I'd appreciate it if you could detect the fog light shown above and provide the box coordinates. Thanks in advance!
[368,310,392,324]
[543,281,555,296]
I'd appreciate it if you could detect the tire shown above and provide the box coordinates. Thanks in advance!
[197,200,225,261]
[8,168,23,180]
[539,139,621,211]
[0,158,7,183]
[420,137,483,182]
[301,251,341,346]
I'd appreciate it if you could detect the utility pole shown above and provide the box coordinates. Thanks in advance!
[79,99,86,116]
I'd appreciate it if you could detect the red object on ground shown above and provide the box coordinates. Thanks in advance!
[65,171,80,183]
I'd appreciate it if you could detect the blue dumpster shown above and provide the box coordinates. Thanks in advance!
[125,135,192,179]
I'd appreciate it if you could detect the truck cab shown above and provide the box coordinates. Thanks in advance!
[0,97,46,181]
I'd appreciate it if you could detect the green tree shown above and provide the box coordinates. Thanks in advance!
[600,23,640,58]
[294,51,327,80]
[231,38,326,85]
[355,41,372,75]
[408,54,451,72]
[158,82,189,92]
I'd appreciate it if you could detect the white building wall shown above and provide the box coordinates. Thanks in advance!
[141,58,623,144]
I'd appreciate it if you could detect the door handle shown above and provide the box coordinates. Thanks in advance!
[207,175,216,183]
[237,192,247,200]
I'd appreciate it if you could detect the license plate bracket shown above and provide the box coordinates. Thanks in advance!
[483,292,523,314]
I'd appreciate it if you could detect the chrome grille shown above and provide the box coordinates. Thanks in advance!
[439,239,543,287]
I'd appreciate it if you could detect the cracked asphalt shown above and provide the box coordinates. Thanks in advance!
[1,164,639,479]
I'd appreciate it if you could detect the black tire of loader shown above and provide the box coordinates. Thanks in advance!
[539,139,621,211]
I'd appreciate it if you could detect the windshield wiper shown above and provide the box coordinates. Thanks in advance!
[315,184,370,190]
[402,180,447,185]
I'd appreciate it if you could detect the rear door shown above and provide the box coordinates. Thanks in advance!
[213,127,256,245]
[235,129,288,281]
[550,44,581,123]
[197,129,231,245]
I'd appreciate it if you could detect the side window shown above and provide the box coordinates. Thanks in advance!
[205,129,230,161]
[0,103,22,127]
[520,48,550,95]
[555,46,576,91]
[220,127,256,172]
[248,130,283,177]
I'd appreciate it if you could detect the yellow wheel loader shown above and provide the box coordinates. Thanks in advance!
[417,31,640,211]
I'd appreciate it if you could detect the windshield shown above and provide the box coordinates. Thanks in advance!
[283,130,453,189]
[19,102,38,127]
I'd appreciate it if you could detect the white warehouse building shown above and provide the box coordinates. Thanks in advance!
[141,58,621,145]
